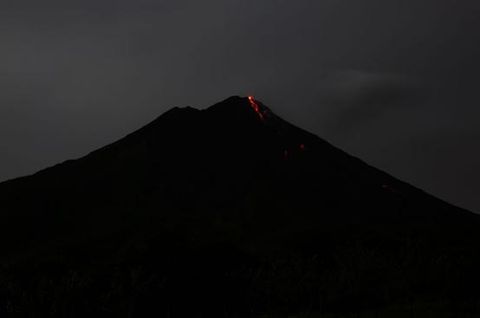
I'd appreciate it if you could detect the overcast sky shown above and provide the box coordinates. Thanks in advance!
[1,0,479,212]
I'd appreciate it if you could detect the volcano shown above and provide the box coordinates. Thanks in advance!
[1,96,479,317]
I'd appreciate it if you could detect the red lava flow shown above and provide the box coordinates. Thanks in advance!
[248,96,264,120]
[248,96,307,161]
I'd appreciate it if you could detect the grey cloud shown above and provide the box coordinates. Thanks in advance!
[318,71,425,134]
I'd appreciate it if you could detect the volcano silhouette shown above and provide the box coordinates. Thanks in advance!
[1,96,479,317]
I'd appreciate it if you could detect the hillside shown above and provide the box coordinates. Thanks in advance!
[0,96,479,317]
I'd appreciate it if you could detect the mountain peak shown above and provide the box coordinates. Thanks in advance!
[205,95,272,123]
[0,95,479,316]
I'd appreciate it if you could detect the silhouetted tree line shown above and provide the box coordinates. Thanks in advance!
[1,229,480,317]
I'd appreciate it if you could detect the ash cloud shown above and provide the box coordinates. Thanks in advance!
[320,71,426,134]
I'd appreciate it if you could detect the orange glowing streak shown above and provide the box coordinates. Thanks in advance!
[248,96,264,120]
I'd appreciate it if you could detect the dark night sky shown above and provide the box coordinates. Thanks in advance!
[1,0,479,212]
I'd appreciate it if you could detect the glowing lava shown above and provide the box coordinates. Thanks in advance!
[248,96,264,120]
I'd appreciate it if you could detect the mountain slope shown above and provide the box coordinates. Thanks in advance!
[0,96,479,317]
